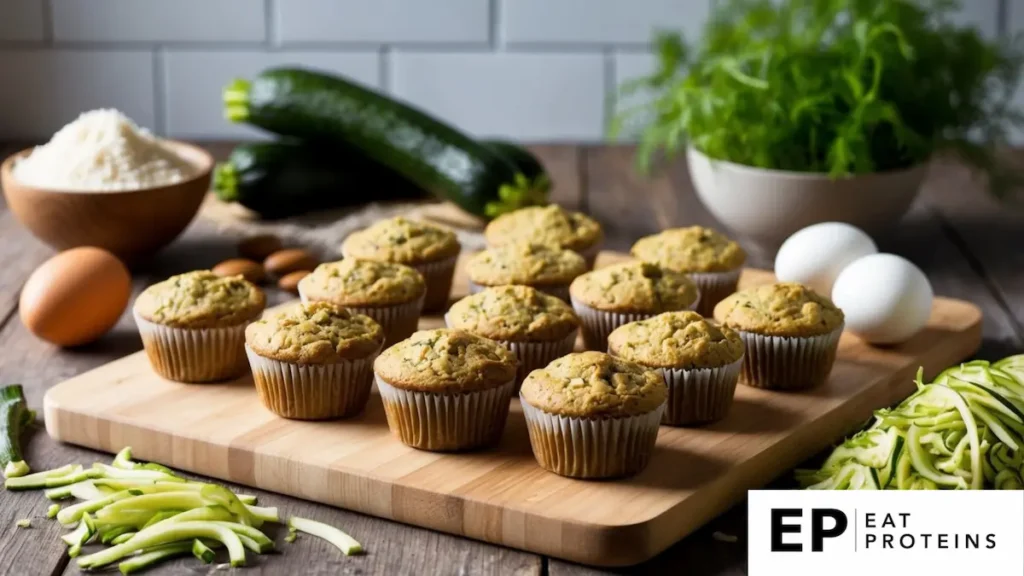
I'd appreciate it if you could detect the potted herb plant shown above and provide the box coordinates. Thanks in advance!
[617,0,1023,249]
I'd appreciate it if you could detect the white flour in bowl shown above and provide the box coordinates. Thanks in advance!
[13,109,196,191]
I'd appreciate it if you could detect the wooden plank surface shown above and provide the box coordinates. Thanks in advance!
[0,144,1019,575]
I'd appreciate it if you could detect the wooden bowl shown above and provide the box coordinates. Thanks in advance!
[1,141,213,263]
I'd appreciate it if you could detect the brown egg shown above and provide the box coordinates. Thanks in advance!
[19,247,132,347]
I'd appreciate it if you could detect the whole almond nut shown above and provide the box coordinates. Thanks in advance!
[264,249,318,276]
[238,234,284,261]
[279,270,311,294]
[212,258,265,284]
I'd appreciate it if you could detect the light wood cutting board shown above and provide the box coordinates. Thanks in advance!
[43,252,982,567]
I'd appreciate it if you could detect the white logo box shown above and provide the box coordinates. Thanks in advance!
[748,490,1023,576]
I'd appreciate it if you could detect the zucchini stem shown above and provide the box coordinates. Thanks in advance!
[213,163,240,203]
[223,78,252,123]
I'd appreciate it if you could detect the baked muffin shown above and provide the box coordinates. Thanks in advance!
[484,205,603,268]
[519,352,666,478]
[714,282,844,390]
[298,258,425,346]
[608,311,744,425]
[466,242,586,302]
[446,285,579,388]
[134,270,266,383]
[245,302,384,420]
[569,261,700,351]
[631,227,745,316]
[340,217,460,312]
[373,329,518,451]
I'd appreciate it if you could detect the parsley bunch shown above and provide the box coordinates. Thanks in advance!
[618,0,1023,189]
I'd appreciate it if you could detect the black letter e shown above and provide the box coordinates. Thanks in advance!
[771,509,802,552]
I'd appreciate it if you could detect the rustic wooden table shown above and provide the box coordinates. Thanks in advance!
[0,144,1018,575]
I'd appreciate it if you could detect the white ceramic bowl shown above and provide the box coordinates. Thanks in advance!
[686,147,928,250]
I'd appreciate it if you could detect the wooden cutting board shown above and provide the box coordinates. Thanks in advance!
[43,251,982,567]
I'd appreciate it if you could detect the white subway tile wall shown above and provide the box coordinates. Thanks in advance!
[0,0,1012,141]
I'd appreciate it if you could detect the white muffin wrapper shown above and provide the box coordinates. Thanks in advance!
[300,290,424,347]
[658,356,743,426]
[737,324,844,391]
[246,345,379,420]
[467,279,571,303]
[376,376,516,451]
[444,313,578,389]
[520,398,665,479]
[688,269,741,318]
[570,296,700,352]
[134,311,250,383]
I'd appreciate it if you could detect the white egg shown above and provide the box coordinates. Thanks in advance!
[831,254,933,345]
[775,222,878,295]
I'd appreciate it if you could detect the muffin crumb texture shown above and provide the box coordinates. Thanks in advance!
[608,311,744,369]
[246,301,384,364]
[374,329,518,393]
[300,258,425,306]
[631,226,746,273]
[341,217,460,264]
[485,205,603,252]
[570,261,699,313]
[714,282,844,337]
[135,270,265,329]
[520,351,666,418]
[467,243,586,287]
[447,285,579,342]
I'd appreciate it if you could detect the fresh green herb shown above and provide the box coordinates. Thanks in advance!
[617,0,1024,195]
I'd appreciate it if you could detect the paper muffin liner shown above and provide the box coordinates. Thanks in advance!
[688,268,741,317]
[658,356,743,426]
[134,311,250,383]
[467,279,572,303]
[570,296,700,352]
[375,375,515,451]
[520,398,665,479]
[445,314,577,389]
[300,290,424,347]
[737,324,843,391]
[246,345,379,420]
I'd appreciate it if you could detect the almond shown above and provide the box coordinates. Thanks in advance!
[212,259,265,284]
[264,249,318,276]
[278,270,310,294]
[238,234,284,261]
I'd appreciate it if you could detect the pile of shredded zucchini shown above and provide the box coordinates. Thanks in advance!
[4,447,362,573]
[798,355,1024,490]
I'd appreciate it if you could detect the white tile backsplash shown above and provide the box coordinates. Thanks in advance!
[164,52,381,139]
[277,0,489,45]
[51,0,266,43]
[0,51,155,140]
[611,52,659,141]
[0,0,1014,141]
[503,0,709,45]
[392,53,605,141]
[0,2,45,42]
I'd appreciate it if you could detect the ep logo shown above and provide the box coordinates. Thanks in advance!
[771,508,848,552]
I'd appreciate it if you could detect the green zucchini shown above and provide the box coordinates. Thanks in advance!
[223,67,548,219]
[0,385,30,478]
[213,141,429,219]
[484,140,548,184]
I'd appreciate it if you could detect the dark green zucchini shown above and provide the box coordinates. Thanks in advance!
[484,140,547,184]
[224,68,548,219]
[213,141,427,219]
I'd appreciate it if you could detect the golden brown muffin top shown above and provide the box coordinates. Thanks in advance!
[631,226,746,273]
[446,285,579,342]
[607,311,744,369]
[569,261,699,313]
[299,258,426,307]
[134,270,265,329]
[245,302,384,364]
[373,329,518,393]
[713,282,844,337]
[520,352,666,418]
[484,205,603,252]
[341,217,460,264]
[467,243,587,287]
